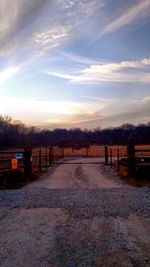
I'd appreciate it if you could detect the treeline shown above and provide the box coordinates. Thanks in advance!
[0,115,150,148]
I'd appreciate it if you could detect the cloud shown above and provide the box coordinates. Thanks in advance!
[0,1,149,131]
[0,0,76,61]
[0,1,52,55]
[99,98,150,128]
[59,0,104,20]
[64,97,150,129]
[0,1,74,79]
[0,0,104,59]
[0,66,20,85]
[44,71,75,80]
[45,112,102,128]
[81,96,113,102]
[61,52,101,66]
[0,0,106,88]
[31,26,71,55]
[39,97,150,129]
[1,94,150,129]
[45,57,150,84]
[0,96,107,128]
[0,0,149,63]
[96,0,150,39]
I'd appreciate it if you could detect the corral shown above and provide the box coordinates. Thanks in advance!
[0,144,150,188]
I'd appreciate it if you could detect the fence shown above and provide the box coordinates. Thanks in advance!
[106,144,150,175]
[0,147,64,178]
[1,144,150,178]
[64,145,105,158]
[0,149,24,172]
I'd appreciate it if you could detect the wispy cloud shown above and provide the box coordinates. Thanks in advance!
[29,25,71,63]
[59,0,104,20]
[81,96,113,102]
[0,0,52,56]
[61,52,101,66]
[36,97,150,129]
[1,95,150,129]
[45,112,102,128]
[0,66,20,85]
[0,0,103,58]
[44,71,75,80]
[97,0,150,39]
[45,57,150,84]
[0,96,107,128]
[63,97,150,129]
[0,1,150,130]
[32,26,70,48]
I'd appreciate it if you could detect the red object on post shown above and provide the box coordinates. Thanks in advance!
[11,159,18,170]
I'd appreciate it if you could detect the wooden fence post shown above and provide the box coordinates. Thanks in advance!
[24,147,32,177]
[127,144,135,174]
[62,147,64,158]
[53,148,55,162]
[45,149,48,169]
[105,145,108,165]
[110,148,112,167]
[51,147,53,162]
[86,147,89,157]
[39,149,42,172]
[49,147,52,166]
[117,148,120,172]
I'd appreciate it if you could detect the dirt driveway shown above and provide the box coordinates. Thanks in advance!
[0,158,150,267]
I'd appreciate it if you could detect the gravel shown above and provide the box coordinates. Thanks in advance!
[0,187,149,218]
[0,159,150,267]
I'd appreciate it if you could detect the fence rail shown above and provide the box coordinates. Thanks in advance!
[107,144,150,175]
[0,147,64,178]
[0,144,150,179]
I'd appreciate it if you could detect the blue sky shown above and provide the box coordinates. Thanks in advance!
[0,0,150,129]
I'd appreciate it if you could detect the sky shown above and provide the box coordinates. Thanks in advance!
[0,0,150,129]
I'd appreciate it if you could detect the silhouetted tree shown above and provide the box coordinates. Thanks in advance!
[0,114,150,148]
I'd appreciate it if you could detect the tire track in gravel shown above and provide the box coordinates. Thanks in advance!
[51,213,150,267]
[0,157,150,267]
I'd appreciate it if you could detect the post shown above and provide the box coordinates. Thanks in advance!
[45,149,48,168]
[39,149,42,172]
[105,145,108,165]
[54,149,56,161]
[86,147,88,157]
[24,147,32,178]
[127,144,135,174]
[117,148,120,172]
[62,147,64,158]
[49,147,52,166]
[53,148,55,162]
[51,147,54,163]
[110,148,112,167]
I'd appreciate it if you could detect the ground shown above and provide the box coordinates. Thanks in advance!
[0,157,150,267]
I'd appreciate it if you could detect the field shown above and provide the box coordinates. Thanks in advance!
[64,144,150,157]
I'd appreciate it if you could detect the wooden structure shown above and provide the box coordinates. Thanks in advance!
[0,147,64,178]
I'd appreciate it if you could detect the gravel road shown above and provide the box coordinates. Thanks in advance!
[0,157,150,267]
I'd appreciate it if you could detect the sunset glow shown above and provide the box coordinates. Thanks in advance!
[0,0,150,129]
